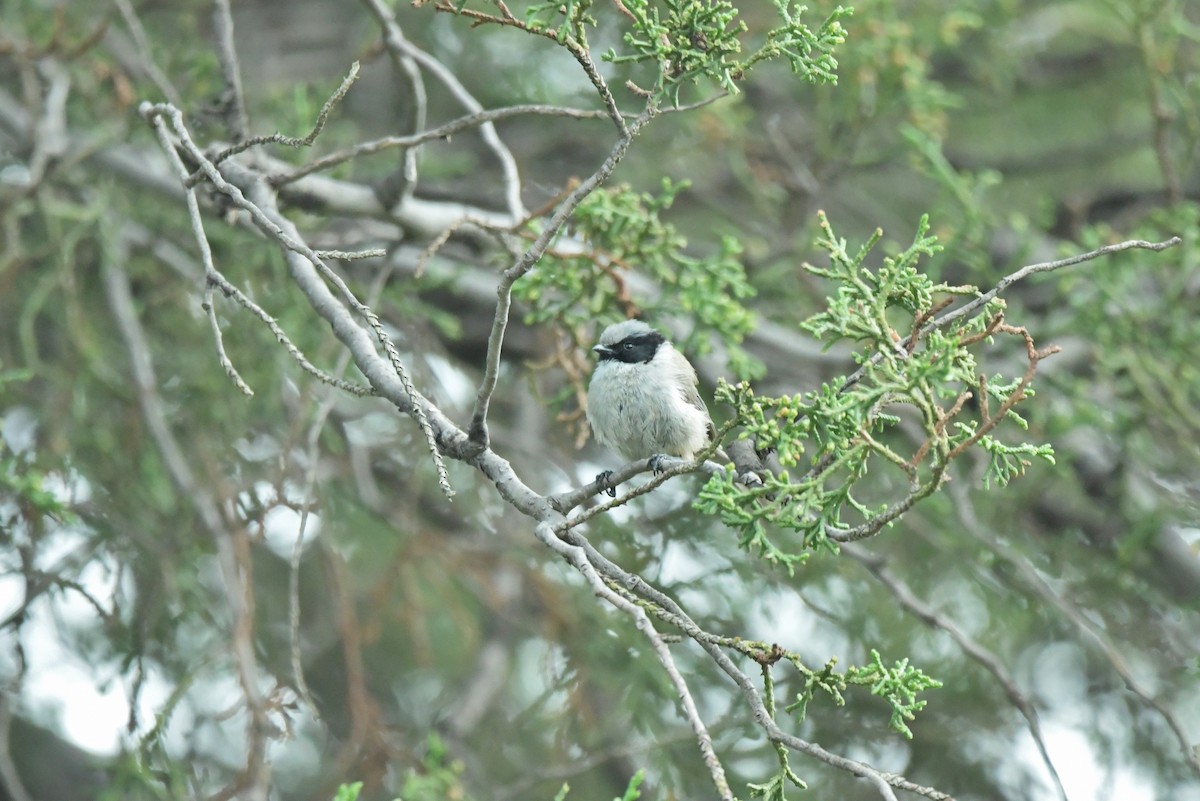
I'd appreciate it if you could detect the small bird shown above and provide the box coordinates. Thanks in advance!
[586,320,716,472]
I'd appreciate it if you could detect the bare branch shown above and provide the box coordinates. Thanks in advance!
[843,543,1069,801]
[931,236,1182,333]
[949,482,1200,780]
[111,0,184,107]
[202,286,255,397]
[535,524,733,801]
[362,0,526,220]
[143,101,452,493]
[314,247,386,261]
[271,104,612,186]
[210,0,248,143]
[140,104,370,396]
[212,61,362,166]
[467,103,658,448]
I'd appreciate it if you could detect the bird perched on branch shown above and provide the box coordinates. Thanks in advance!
[586,320,716,470]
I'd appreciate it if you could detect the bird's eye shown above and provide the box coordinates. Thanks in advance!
[623,342,634,350]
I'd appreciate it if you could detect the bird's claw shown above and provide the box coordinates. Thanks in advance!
[648,454,669,474]
[595,470,617,497]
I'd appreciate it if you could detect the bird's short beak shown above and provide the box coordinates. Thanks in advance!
[592,345,611,357]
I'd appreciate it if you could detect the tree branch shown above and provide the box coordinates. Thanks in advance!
[468,103,658,448]
[362,0,526,219]
[534,524,733,801]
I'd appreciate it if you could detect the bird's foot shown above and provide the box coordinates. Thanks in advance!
[595,470,617,497]
[648,454,670,474]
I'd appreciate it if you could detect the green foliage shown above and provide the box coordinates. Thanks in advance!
[515,178,761,377]
[800,213,954,344]
[749,663,807,799]
[525,0,597,42]
[746,643,939,796]
[843,649,942,739]
[553,771,644,801]
[615,771,645,801]
[747,770,795,801]
[604,0,851,103]
[331,782,364,801]
[399,734,475,801]
[696,213,1055,566]
[1,447,70,529]
[441,0,850,105]
[607,0,747,98]
[764,648,941,743]
[1057,202,1200,481]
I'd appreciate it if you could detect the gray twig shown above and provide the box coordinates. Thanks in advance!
[211,0,249,142]
[212,61,362,166]
[143,105,370,397]
[202,285,255,397]
[111,0,184,107]
[143,101,452,495]
[362,0,526,220]
[535,524,733,801]
[843,542,1069,801]
[468,103,658,448]
[272,104,611,186]
[949,482,1200,781]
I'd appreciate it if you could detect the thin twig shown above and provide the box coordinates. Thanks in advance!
[843,543,1070,801]
[206,269,373,396]
[932,237,1182,333]
[202,287,254,396]
[314,247,386,261]
[211,61,362,166]
[468,104,658,448]
[110,0,184,107]
[210,0,248,143]
[837,236,1182,398]
[143,101,452,494]
[271,104,611,185]
[948,482,1200,781]
[535,524,733,801]
[826,477,936,543]
[143,105,371,396]
[431,0,628,136]
[556,455,728,531]
[363,0,526,220]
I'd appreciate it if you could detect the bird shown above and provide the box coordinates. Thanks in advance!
[585,320,716,478]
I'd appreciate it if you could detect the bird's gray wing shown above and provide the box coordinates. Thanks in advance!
[680,383,716,441]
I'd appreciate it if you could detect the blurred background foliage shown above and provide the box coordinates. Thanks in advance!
[1,0,1198,800]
